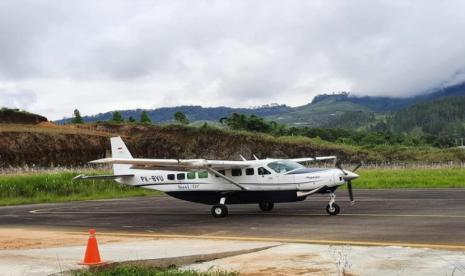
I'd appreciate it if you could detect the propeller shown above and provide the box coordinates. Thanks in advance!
[335,161,362,205]
[335,161,348,175]
[352,162,363,173]
[347,180,354,204]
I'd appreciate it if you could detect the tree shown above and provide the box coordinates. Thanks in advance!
[220,113,276,133]
[174,111,189,125]
[140,111,151,123]
[111,111,124,122]
[127,116,136,123]
[71,109,83,124]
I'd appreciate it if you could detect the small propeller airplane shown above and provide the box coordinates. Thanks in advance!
[75,137,361,218]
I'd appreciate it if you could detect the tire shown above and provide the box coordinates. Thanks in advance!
[259,202,274,212]
[326,203,340,216]
[211,204,228,218]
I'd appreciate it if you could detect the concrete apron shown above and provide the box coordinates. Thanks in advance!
[0,239,279,276]
[1,238,464,275]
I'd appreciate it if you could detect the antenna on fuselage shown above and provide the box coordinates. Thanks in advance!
[253,154,259,160]
[239,154,247,161]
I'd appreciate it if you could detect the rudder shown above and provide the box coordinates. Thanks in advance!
[110,137,133,175]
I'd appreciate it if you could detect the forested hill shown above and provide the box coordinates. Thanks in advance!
[388,96,465,138]
[312,82,465,112]
[56,104,292,124]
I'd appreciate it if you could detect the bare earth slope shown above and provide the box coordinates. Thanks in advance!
[0,123,365,168]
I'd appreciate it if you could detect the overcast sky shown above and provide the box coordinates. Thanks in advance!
[1,0,465,120]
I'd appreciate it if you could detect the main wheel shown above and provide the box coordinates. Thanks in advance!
[211,204,228,218]
[326,203,340,216]
[259,202,274,212]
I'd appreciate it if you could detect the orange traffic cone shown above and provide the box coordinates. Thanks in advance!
[79,229,106,265]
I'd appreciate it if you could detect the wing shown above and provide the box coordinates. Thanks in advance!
[290,156,337,163]
[89,157,251,190]
[89,158,253,170]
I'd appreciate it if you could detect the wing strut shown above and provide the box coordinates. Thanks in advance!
[205,167,248,191]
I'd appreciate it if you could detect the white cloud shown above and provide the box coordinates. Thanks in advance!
[0,0,465,119]
[0,87,37,110]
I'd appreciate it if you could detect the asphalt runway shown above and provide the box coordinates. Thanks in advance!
[1,189,465,249]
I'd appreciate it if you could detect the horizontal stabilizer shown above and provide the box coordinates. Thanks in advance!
[73,174,134,180]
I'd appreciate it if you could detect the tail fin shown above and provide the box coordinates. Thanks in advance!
[110,137,133,175]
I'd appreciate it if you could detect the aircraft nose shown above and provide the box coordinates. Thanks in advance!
[343,171,359,181]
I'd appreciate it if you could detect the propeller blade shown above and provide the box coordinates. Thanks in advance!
[335,161,348,175]
[347,180,355,205]
[352,162,363,172]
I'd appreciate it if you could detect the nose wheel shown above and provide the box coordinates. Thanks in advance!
[326,192,340,215]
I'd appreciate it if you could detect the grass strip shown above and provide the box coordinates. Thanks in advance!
[73,265,236,276]
[0,172,161,206]
[355,167,465,189]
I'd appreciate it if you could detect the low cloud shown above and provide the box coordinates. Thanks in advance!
[0,0,465,119]
[0,87,37,110]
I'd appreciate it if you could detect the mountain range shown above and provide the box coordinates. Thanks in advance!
[55,82,465,136]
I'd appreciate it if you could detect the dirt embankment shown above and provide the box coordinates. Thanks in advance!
[0,109,47,124]
[0,131,108,167]
[0,123,366,168]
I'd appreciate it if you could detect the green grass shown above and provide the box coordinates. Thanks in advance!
[73,265,236,276]
[0,172,161,206]
[355,167,465,189]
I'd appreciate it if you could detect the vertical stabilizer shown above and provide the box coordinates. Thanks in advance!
[110,137,133,175]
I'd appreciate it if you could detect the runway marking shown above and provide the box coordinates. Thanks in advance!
[29,209,465,218]
[65,231,465,251]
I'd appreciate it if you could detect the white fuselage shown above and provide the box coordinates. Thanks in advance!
[117,164,346,193]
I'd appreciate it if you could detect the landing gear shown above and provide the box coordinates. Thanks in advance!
[211,196,228,218]
[259,202,274,212]
[326,192,340,216]
[211,204,228,218]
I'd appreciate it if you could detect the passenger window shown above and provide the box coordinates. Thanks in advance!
[177,173,185,180]
[215,170,226,177]
[231,168,242,177]
[187,172,196,179]
[245,168,254,175]
[258,167,271,175]
[167,174,175,180]
[198,171,208,178]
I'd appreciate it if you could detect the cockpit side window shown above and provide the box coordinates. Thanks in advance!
[258,167,271,175]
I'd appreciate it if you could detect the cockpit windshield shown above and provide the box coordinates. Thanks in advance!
[267,160,304,173]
